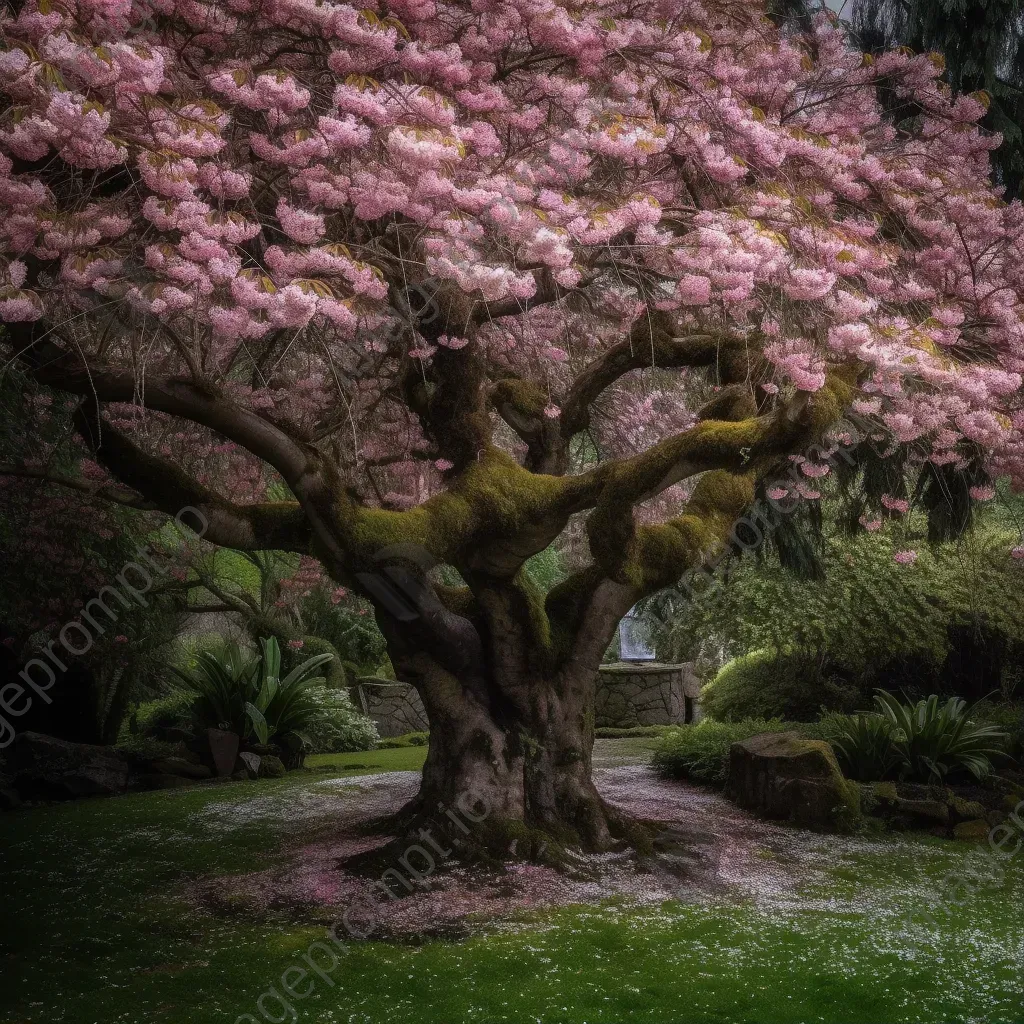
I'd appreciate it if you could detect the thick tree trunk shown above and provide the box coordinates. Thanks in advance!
[352,562,641,871]
[381,656,628,864]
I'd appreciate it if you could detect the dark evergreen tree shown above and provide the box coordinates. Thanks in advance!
[853,0,1024,198]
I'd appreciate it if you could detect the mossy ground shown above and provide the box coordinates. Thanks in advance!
[1,740,1021,1024]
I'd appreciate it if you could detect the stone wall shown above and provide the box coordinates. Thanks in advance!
[351,678,428,738]
[352,662,699,738]
[594,662,700,728]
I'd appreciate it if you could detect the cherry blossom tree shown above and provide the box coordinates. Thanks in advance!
[1,0,1022,854]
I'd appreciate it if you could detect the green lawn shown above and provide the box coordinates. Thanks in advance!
[306,744,428,775]
[1,742,1021,1024]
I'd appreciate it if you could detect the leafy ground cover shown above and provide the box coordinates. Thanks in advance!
[0,740,1021,1024]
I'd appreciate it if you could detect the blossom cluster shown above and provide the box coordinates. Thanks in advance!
[0,0,1020,506]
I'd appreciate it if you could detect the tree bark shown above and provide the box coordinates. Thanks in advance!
[371,648,627,866]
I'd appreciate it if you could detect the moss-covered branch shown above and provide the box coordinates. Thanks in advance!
[490,377,564,473]
[559,314,751,437]
[581,368,857,583]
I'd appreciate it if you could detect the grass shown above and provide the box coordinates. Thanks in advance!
[593,725,672,739]
[306,745,428,775]
[1,739,1022,1024]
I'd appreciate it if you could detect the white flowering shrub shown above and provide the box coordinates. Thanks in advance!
[301,686,378,753]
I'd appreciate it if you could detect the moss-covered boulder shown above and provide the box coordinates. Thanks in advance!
[953,819,991,843]
[872,781,899,804]
[725,731,860,830]
[257,755,287,779]
[947,794,988,824]
[11,732,129,800]
[893,797,949,826]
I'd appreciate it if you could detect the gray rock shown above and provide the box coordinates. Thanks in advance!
[238,752,261,778]
[595,663,694,728]
[10,732,129,800]
[353,678,429,738]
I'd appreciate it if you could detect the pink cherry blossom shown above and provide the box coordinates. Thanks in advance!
[880,494,910,515]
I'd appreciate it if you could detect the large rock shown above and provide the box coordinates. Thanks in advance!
[894,797,950,826]
[726,731,860,830]
[947,794,987,824]
[953,819,991,843]
[257,754,286,779]
[149,757,211,780]
[10,732,129,800]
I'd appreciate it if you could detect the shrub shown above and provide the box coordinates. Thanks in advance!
[300,687,378,753]
[663,527,1024,704]
[135,690,195,738]
[652,718,799,787]
[700,650,864,723]
[170,636,333,747]
[874,691,1009,783]
[114,735,185,764]
[832,714,901,782]
[594,725,671,738]
[974,701,1024,762]
[832,692,1010,784]
[299,589,390,678]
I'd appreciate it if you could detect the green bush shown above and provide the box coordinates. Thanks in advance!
[832,714,902,782]
[652,718,805,787]
[170,637,333,747]
[114,735,185,764]
[701,650,865,723]
[975,701,1024,762]
[300,687,378,753]
[135,690,195,737]
[875,692,1009,783]
[663,526,1024,705]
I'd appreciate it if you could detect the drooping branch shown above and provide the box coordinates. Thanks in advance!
[0,464,158,510]
[11,323,315,492]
